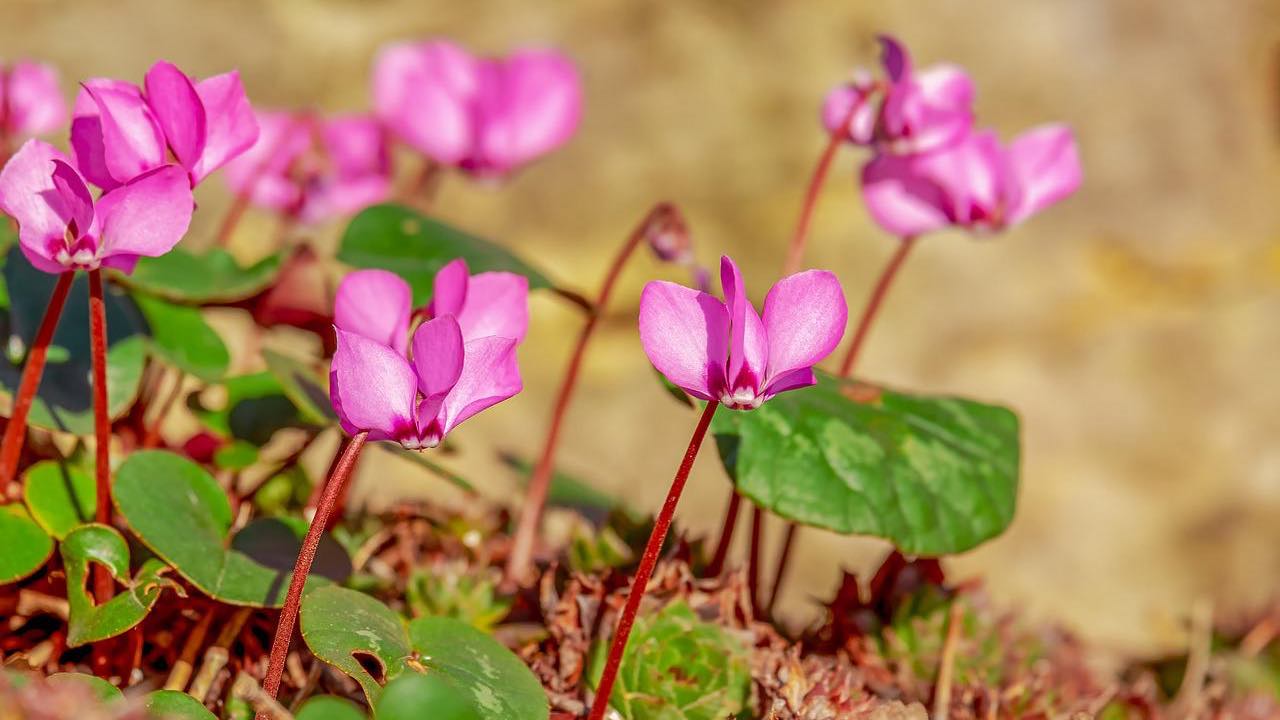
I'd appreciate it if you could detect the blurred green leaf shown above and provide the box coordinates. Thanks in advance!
[214,440,260,470]
[0,503,53,584]
[190,371,304,445]
[133,292,230,381]
[376,674,481,720]
[338,204,552,306]
[143,690,218,720]
[295,696,367,720]
[117,248,283,304]
[46,672,121,701]
[262,348,337,426]
[713,371,1020,555]
[22,460,95,540]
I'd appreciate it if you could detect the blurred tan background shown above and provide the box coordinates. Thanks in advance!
[6,0,1280,655]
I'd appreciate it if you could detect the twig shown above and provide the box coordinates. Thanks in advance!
[1172,599,1213,719]
[932,599,964,720]
[166,609,216,691]
[190,607,252,703]
[232,672,295,720]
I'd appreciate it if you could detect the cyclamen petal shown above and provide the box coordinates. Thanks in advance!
[373,41,479,166]
[334,269,413,355]
[456,272,529,342]
[761,270,848,384]
[189,70,259,183]
[95,164,194,268]
[637,281,729,401]
[330,328,419,442]
[0,140,78,272]
[1005,124,1082,225]
[49,160,95,237]
[144,61,207,171]
[82,82,167,185]
[437,336,522,436]
[3,61,67,137]
[472,50,582,174]
[411,314,465,401]
[430,258,470,318]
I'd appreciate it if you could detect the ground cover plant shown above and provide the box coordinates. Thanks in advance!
[0,32,1275,720]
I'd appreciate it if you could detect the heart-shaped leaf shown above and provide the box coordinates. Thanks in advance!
[60,523,182,647]
[22,460,95,540]
[301,586,547,720]
[376,674,481,720]
[0,247,147,434]
[116,248,283,304]
[133,292,230,381]
[190,372,305,445]
[296,696,368,720]
[338,204,553,306]
[0,503,53,584]
[262,348,338,426]
[713,371,1020,555]
[143,690,218,720]
[113,451,348,607]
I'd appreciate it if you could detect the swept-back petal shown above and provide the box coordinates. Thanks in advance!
[720,256,748,383]
[334,269,413,354]
[189,70,259,183]
[1005,123,1081,226]
[637,280,729,401]
[439,336,522,436]
[373,41,478,164]
[95,164,193,271]
[144,61,207,171]
[329,328,418,442]
[69,81,130,191]
[878,35,913,83]
[5,61,67,137]
[473,49,581,173]
[82,81,166,185]
[860,152,953,237]
[455,271,528,342]
[410,314,464,400]
[221,110,308,211]
[49,160,94,237]
[429,258,469,318]
[0,140,74,272]
[761,270,847,385]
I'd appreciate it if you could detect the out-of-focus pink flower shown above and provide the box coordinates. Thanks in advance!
[860,124,1082,237]
[222,110,392,225]
[329,267,526,448]
[639,256,847,410]
[0,61,67,139]
[0,140,193,274]
[373,40,582,178]
[822,36,973,154]
[71,61,257,190]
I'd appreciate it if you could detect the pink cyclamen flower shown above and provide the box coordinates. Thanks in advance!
[0,140,193,274]
[329,265,526,448]
[71,61,257,190]
[222,110,392,225]
[860,124,1082,237]
[639,256,847,410]
[373,40,582,178]
[0,61,67,139]
[822,35,973,153]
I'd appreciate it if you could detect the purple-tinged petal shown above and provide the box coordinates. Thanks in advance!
[893,64,974,153]
[439,336,522,436]
[49,160,94,238]
[429,258,469,318]
[860,152,953,237]
[1004,124,1081,226]
[189,70,259,184]
[329,327,419,442]
[4,61,66,137]
[761,270,847,383]
[82,81,166,185]
[69,80,140,191]
[472,50,582,174]
[878,35,913,83]
[455,272,528,342]
[298,175,392,225]
[322,114,389,178]
[720,256,748,384]
[820,77,878,145]
[762,367,817,398]
[0,140,74,272]
[143,61,207,172]
[95,164,193,270]
[373,41,478,165]
[919,130,1009,227]
[410,314,464,400]
[334,269,413,354]
[637,280,729,401]
[221,110,308,210]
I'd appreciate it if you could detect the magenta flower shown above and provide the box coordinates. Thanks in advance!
[860,124,1082,237]
[0,140,193,274]
[373,40,582,178]
[223,110,392,224]
[639,256,847,410]
[329,266,527,448]
[70,61,257,190]
[0,61,67,140]
[822,36,973,154]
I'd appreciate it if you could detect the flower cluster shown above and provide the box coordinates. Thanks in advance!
[823,36,1082,238]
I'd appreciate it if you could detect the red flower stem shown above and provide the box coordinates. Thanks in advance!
[0,272,73,493]
[505,214,649,585]
[88,270,110,527]
[748,506,764,616]
[703,489,741,577]
[765,516,797,614]
[401,157,443,212]
[260,431,367,713]
[587,402,718,720]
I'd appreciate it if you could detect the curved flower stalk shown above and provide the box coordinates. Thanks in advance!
[373,39,582,179]
[222,110,392,227]
[261,262,527,709]
[587,256,846,720]
[0,61,67,161]
[70,60,258,191]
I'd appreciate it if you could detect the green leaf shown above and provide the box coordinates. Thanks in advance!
[406,616,548,720]
[262,348,337,426]
[296,696,368,720]
[144,690,218,720]
[60,523,182,647]
[0,247,148,434]
[337,204,553,306]
[214,440,260,470]
[22,460,95,540]
[190,371,304,445]
[133,292,230,381]
[0,503,53,583]
[113,451,348,606]
[117,248,283,304]
[712,371,1020,555]
[300,585,413,703]
[376,674,481,720]
[47,672,121,701]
